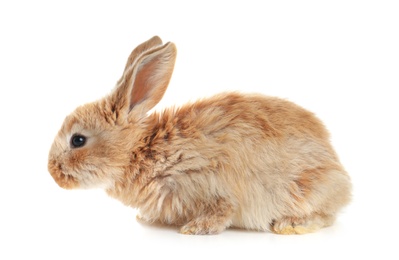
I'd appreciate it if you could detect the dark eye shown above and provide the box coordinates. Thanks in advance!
[71,134,87,148]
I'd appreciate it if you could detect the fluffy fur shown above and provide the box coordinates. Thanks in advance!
[48,36,351,235]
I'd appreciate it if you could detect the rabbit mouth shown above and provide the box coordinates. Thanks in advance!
[48,159,79,189]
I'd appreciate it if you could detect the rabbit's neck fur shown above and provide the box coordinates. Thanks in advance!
[106,108,192,219]
[106,100,228,225]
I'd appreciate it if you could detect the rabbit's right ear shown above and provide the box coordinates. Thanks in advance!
[108,40,177,122]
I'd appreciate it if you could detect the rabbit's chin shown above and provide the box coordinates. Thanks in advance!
[77,174,116,190]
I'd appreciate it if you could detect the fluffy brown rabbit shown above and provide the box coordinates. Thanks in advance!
[48,36,351,235]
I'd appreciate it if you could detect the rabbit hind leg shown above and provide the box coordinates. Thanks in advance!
[271,213,335,235]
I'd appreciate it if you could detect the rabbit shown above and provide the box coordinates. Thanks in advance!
[48,36,352,235]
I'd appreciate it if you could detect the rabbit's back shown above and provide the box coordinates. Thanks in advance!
[174,92,329,140]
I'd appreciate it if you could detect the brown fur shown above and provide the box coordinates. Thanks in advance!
[48,36,352,235]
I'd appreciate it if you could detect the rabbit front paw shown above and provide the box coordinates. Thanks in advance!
[180,218,227,235]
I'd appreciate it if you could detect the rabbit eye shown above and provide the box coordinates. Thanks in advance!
[70,134,86,148]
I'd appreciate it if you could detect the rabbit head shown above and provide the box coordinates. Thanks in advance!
[48,36,177,189]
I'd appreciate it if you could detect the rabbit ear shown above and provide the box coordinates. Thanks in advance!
[121,36,163,77]
[110,41,177,120]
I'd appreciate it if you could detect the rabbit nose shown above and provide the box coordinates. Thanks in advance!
[48,159,79,189]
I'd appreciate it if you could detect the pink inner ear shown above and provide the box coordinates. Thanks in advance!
[129,56,160,110]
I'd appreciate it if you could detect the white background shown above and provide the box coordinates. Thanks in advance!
[1,1,398,259]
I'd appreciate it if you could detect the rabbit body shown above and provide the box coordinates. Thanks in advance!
[106,93,351,234]
[48,36,351,235]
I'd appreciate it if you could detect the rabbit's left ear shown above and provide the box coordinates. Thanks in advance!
[117,36,163,84]
[109,41,177,121]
